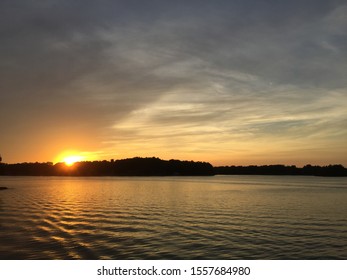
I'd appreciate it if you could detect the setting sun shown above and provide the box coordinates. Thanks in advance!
[63,155,84,166]
[54,151,86,166]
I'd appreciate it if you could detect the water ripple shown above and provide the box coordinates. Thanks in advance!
[0,176,346,259]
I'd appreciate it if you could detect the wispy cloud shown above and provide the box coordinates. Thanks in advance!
[1,0,346,165]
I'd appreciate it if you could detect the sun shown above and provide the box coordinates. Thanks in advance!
[54,150,90,166]
[63,155,84,166]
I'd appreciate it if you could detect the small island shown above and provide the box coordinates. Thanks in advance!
[0,157,214,176]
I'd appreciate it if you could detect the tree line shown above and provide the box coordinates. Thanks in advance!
[214,164,347,177]
[0,157,346,176]
[0,157,214,176]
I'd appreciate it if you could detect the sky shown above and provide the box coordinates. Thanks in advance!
[1,0,347,166]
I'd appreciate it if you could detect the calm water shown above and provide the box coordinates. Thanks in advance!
[0,175,346,259]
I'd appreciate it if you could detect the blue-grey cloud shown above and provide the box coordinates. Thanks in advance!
[1,0,346,164]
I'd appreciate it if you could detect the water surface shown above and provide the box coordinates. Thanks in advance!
[0,176,346,259]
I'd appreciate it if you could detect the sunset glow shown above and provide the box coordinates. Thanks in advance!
[63,155,84,166]
[54,151,86,166]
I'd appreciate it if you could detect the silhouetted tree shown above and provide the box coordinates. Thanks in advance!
[0,158,346,177]
[214,164,347,176]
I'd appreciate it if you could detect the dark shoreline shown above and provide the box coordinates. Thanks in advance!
[1,157,346,177]
[214,164,347,177]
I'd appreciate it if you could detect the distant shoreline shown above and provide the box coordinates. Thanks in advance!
[214,164,347,177]
[1,157,346,177]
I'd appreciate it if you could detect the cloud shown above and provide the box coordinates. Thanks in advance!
[0,0,346,164]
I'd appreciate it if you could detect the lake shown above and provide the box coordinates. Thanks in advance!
[0,175,346,259]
